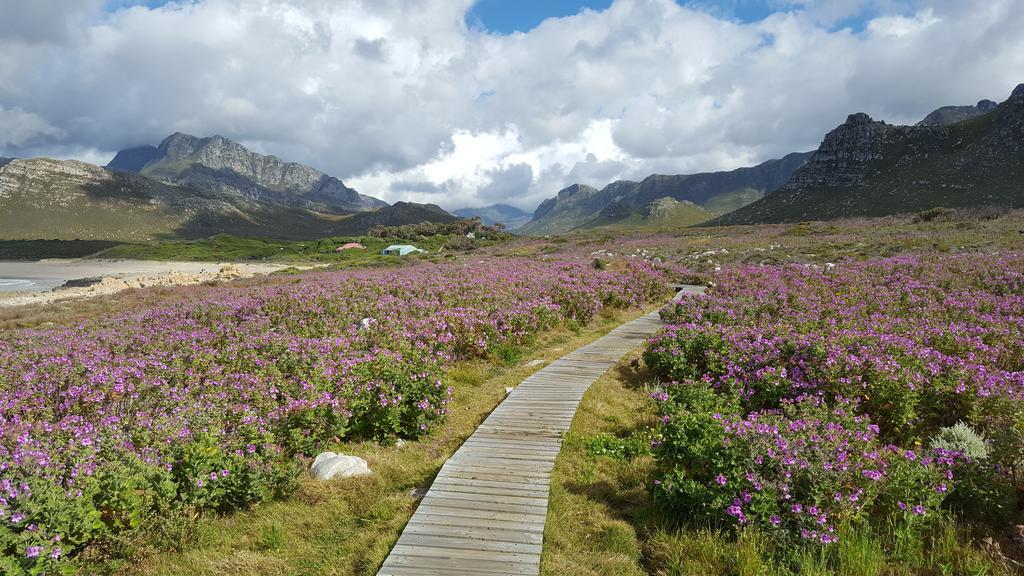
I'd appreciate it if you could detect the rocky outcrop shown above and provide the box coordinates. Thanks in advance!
[711,84,1024,225]
[780,113,894,191]
[918,100,998,126]
[108,132,387,213]
[517,152,811,235]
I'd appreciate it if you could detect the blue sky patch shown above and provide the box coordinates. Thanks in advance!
[466,1,882,34]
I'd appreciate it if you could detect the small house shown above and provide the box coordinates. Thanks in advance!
[381,244,427,256]
[336,242,365,252]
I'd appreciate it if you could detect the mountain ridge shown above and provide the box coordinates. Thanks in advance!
[517,152,812,235]
[0,156,456,241]
[108,132,387,213]
[917,99,998,126]
[0,157,348,241]
[710,84,1024,225]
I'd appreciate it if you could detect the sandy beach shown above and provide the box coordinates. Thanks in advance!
[0,259,290,308]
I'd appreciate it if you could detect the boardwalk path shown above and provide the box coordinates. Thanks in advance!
[377,286,704,576]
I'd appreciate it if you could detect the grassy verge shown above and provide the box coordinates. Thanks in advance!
[114,305,656,576]
[541,356,1015,576]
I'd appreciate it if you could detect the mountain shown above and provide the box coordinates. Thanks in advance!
[711,84,1024,226]
[323,201,459,236]
[516,152,811,235]
[452,204,531,229]
[108,133,387,213]
[0,158,353,241]
[918,99,998,126]
[577,197,710,231]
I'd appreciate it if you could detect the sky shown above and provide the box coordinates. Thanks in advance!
[1,0,1022,212]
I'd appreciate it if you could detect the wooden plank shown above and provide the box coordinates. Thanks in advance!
[409,512,546,533]
[394,533,543,555]
[400,520,544,545]
[376,290,702,575]
[381,552,538,574]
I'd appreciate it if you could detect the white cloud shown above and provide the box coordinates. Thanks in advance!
[0,106,65,148]
[0,0,1023,210]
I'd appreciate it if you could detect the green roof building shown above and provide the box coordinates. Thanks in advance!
[381,244,427,256]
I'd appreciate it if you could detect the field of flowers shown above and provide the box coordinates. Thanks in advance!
[644,253,1023,558]
[0,258,670,573]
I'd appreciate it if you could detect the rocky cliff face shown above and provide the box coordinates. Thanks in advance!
[517,152,811,235]
[779,114,892,191]
[108,133,387,213]
[711,84,1024,225]
[917,99,998,126]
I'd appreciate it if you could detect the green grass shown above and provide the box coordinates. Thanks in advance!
[106,306,654,576]
[540,353,1016,576]
[94,233,502,264]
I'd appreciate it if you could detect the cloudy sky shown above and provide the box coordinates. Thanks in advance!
[1,0,1022,211]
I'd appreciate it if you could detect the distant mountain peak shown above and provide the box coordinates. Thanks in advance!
[1010,83,1024,101]
[918,97,999,127]
[107,132,386,213]
[558,183,598,199]
[846,112,875,125]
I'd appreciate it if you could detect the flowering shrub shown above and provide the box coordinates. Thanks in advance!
[645,254,1024,545]
[0,258,669,572]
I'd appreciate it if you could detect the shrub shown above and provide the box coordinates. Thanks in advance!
[913,207,952,223]
[929,422,989,461]
[652,387,958,546]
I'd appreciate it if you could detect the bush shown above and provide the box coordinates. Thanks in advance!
[929,422,989,461]
[913,207,952,223]
[341,350,450,441]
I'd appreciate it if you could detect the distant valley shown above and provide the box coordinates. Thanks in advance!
[452,204,532,229]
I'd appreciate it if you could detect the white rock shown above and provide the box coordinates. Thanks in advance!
[311,452,371,480]
[395,439,406,448]
[525,359,545,367]
[359,318,376,330]
[505,387,515,395]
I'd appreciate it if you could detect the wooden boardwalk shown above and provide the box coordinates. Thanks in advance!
[377,286,704,576]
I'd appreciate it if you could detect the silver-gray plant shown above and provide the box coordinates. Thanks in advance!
[929,422,989,461]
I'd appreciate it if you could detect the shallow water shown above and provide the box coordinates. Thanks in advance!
[0,274,65,292]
